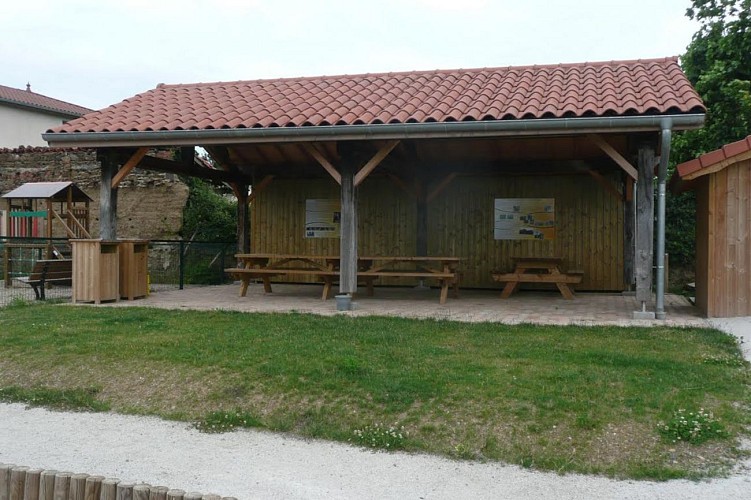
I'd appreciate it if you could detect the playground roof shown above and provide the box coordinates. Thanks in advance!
[1,182,92,202]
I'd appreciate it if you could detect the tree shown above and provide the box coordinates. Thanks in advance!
[181,177,237,242]
[667,0,751,267]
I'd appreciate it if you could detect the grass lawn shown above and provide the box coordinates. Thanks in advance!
[0,302,749,480]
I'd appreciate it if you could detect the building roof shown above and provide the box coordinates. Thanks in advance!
[675,134,751,180]
[47,57,703,137]
[2,181,92,202]
[0,84,93,118]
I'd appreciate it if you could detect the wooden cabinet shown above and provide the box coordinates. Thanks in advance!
[71,239,119,303]
[119,239,149,300]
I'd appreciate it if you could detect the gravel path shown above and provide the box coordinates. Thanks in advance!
[2,318,750,499]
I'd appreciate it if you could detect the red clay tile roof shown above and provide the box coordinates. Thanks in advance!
[676,135,751,179]
[0,84,93,117]
[48,57,704,135]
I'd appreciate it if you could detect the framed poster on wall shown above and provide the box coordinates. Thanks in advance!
[494,198,555,240]
[305,199,340,238]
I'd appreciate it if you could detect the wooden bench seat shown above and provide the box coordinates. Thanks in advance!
[491,273,583,284]
[357,271,458,304]
[492,266,583,300]
[225,267,339,299]
[14,259,73,300]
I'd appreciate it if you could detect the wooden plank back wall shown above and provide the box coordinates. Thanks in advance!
[429,174,624,290]
[251,174,624,290]
[706,160,751,317]
[250,178,417,287]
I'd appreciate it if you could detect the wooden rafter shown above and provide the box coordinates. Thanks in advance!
[249,175,275,203]
[386,172,416,198]
[303,144,342,184]
[426,172,457,203]
[137,155,250,184]
[585,169,622,200]
[111,147,149,188]
[354,140,400,187]
[587,134,638,180]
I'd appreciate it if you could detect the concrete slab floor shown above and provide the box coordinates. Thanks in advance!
[99,282,709,328]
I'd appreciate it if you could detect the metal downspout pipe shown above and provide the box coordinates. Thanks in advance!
[655,120,673,319]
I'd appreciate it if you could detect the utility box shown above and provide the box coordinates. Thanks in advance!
[119,239,149,300]
[71,239,119,304]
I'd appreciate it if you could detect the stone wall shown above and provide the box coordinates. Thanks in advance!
[0,147,189,239]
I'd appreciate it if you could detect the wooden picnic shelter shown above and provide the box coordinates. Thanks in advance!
[43,57,705,318]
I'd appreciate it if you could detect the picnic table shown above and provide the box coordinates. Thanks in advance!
[492,257,583,299]
[225,254,461,304]
[226,254,340,300]
[358,256,461,304]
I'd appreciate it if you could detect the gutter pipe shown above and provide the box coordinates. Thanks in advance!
[655,119,673,320]
[43,114,705,147]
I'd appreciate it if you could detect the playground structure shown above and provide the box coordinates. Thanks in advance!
[2,182,92,285]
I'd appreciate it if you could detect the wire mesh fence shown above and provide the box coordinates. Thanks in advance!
[0,237,236,307]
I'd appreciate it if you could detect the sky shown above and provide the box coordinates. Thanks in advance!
[3,0,701,111]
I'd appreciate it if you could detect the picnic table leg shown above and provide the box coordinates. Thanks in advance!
[500,281,518,299]
[239,277,250,297]
[262,277,272,294]
[439,280,449,304]
[321,277,332,300]
[556,282,575,299]
[365,277,375,296]
[452,277,460,298]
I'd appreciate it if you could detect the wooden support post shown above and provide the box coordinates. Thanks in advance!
[83,476,104,500]
[46,198,54,239]
[69,473,89,500]
[147,486,168,500]
[100,479,119,500]
[165,490,185,500]
[9,466,27,500]
[624,176,636,290]
[0,464,13,500]
[23,469,42,500]
[236,185,250,254]
[99,151,119,240]
[39,470,58,500]
[115,482,134,500]
[53,472,71,500]
[133,484,150,500]
[635,146,655,312]
[339,159,358,295]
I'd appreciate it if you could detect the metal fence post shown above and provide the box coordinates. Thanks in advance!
[179,240,185,290]
[219,243,227,284]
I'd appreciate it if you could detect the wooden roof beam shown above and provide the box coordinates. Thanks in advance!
[303,144,342,184]
[137,155,251,184]
[111,147,149,188]
[354,140,400,187]
[249,175,275,203]
[587,134,638,180]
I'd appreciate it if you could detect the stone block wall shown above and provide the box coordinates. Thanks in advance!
[0,147,189,239]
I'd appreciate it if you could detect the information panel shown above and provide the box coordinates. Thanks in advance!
[305,199,340,238]
[493,198,555,240]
